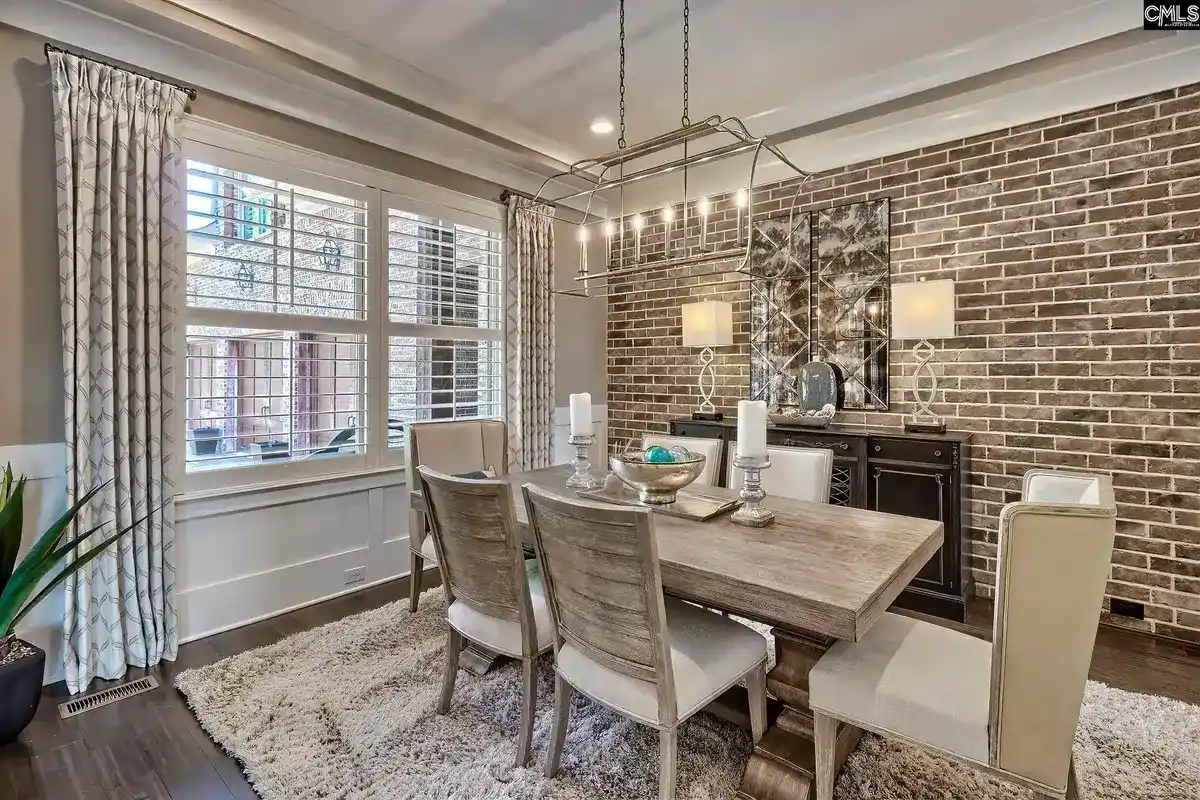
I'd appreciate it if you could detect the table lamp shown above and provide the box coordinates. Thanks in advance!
[892,279,955,433]
[682,300,734,420]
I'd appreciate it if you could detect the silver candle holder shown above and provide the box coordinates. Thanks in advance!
[565,434,599,490]
[730,454,774,527]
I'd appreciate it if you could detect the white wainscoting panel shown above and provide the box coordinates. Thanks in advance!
[2,443,68,684]
[176,468,410,643]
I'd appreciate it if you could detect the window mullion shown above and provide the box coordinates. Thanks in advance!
[367,189,388,468]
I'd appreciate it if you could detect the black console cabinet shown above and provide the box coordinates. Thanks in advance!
[669,418,974,621]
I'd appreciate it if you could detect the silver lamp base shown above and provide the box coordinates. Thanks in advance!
[906,339,946,433]
[730,455,774,528]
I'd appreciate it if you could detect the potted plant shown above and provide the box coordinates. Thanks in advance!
[0,465,142,745]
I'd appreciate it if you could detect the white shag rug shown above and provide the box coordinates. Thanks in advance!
[175,590,1200,799]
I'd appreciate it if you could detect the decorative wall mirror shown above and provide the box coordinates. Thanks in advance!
[749,197,891,411]
[813,198,890,410]
[748,213,811,403]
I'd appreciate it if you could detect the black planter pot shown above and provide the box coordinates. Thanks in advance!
[0,640,45,746]
[192,426,222,456]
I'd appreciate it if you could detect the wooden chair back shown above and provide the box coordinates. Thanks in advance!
[417,465,537,657]
[522,484,678,724]
[988,470,1116,791]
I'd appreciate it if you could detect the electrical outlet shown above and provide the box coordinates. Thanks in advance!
[344,566,366,586]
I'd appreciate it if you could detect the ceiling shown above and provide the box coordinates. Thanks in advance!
[261,0,1132,152]
[7,0,1200,213]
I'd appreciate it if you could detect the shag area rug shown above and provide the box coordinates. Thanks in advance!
[176,589,1200,799]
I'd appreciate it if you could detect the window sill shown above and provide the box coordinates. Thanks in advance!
[177,463,407,508]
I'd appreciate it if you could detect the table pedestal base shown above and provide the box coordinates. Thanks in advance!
[459,643,506,676]
[738,628,861,800]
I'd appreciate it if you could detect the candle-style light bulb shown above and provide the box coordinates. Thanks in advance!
[604,220,615,265]
[662,206,675,253]
[604,221,616,237]
[577,226,588,276]
[697,197,710,249]
[632,214,645,260]
[734,188,748,242]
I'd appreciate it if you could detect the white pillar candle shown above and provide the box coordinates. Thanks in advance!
[737,400,768,460]
[569,392,593,436]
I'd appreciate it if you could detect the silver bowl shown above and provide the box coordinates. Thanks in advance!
[609,451,706,505]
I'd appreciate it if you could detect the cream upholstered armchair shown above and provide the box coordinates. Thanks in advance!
[728,443,834,504]
[642,434,725,486]
[406,419,507,612]
[808,470,1117,800]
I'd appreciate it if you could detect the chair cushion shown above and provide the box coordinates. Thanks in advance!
[556,599,768,726]
[809,612,992,765]
[419,536,438,563]
[728,443,833,504]
[447,560,552,658]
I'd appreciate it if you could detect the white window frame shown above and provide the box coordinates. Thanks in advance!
[177,119,506,493]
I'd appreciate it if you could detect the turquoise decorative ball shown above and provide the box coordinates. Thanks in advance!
[644,445,674,463]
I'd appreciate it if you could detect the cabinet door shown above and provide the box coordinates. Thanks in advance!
[870,463,956,592]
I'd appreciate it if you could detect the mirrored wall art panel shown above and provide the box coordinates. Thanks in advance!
[748,212,812,403]
[813,198,890,410]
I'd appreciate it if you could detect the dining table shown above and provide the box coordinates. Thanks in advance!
[409,463,943,800]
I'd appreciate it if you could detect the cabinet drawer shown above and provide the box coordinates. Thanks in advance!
[869,437,954,466]
[671,422,725,440]
[769,430,863,459]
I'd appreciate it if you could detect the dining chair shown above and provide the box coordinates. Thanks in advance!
[809,470,1117,800]
[416,465,552,767]
[522,484,769,800]
[727,443,834,503]
[642,434,724,486]
[406,418,508,612]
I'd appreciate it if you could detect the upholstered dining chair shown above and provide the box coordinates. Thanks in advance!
[727,443,834,503]
[643,434,725,486]
[522,484,769,800]
[416,465,552,767]
[809,470,1117,800]
[407,419,508,612]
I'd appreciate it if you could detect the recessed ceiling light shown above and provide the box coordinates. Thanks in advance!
[590,118,614,135]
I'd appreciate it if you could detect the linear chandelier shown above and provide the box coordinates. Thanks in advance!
[532,0,813,298]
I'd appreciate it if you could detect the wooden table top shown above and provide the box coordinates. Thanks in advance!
[410,465,943,642]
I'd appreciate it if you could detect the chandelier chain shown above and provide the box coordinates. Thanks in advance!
[681,0,690,127]
[618,0,627,149]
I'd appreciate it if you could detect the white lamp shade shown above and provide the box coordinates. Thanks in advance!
[682,300,734,347]
[892,280,956,340]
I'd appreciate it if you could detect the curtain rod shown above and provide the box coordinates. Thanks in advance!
[499,188,554,208]
[44,43,198,102]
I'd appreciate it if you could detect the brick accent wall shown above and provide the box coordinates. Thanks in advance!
[606,84,1200,641]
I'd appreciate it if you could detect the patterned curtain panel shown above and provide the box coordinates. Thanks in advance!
[504,196,556,471]
[49,51,189,694]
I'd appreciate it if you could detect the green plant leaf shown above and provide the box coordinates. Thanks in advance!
[0,506,156,637]
[42,520,119,570]
[3,480,111,602]
[4,525,134,636]
[0,476,27,590]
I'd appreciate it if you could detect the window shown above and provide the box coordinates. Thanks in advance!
[181,134,505,488]
[385,208,504,440]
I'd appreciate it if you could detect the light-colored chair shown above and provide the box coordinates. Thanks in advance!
[642,434,725,486]
[522,484,769,800]
[727,443,834,503]
[416,465,552,767]
[809,470,1117,800]
[407,419,507,612]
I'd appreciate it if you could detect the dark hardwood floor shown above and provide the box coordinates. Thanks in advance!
[3,575,1198,800]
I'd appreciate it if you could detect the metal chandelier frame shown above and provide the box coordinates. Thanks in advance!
[526,1,814,298]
